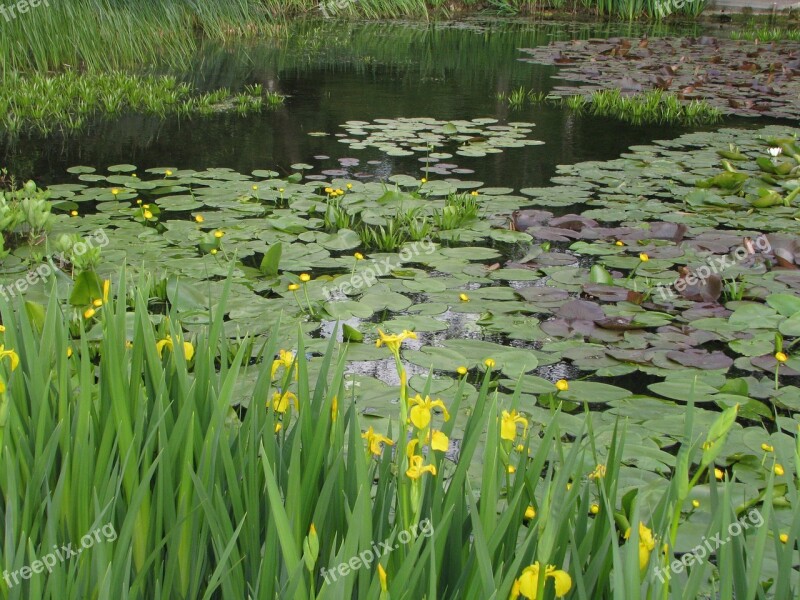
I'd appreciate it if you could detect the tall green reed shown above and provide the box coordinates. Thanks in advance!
[0,270,794,599]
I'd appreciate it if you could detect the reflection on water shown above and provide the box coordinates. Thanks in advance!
[3,17,759,190]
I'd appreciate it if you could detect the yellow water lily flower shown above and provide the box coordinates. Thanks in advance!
[507,465,516,474]
[471,190,479,196]
[714,468,724,480]
[165,170,173,176]
[92,298,103,307]
[70,210,78,217]
[143,210,153,219]
[83,308,96,319]
[111,188,120,195]
[615,240,624,246]
[66,346,73,358]
[354,252,364,260]
[346,183,353,190]
[775,464,785,476]
[456,366,468,376]
[513,562,572,599]
[500,409,528,441]
[156,336,194,361]
[210,249,218,255]
[624,522,656,571]
[420,178,427,184]
[762,443,774,452]
[430,429,449,452]
[409,394,450,429]
[214,230,224,238]
[271,390,298,413]
[271,349,297,380]
[375,329,416,358]
[692,499,700,508]
[459,293,470,302]
[195,215,204,223]
[484,358,495,369]
[780,533,789,544]
[299,273,311,282]
[252,185,258,191]
[590,504,600,514]
[555,379,569,392]
[406,454,437,479]
[0,345,19,371]
[524,506,536,520]
[639,253,649,262]
[776,352,788,363]
[288,283,300,291]
[362,426,393,456]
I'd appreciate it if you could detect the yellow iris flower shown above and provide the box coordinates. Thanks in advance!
[406,454,437,479]
[271,349,298,380]
[375,329,416,359]
[0,345,20,371]
[409,394,450,430]
[624,522,656,571]
[155,336,194,361]
[512,562,572,599]
[500,410,528,441]
[271,390,298,413]
[362,426,393,456]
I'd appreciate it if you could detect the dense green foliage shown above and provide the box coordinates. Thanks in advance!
[0,276,794,599]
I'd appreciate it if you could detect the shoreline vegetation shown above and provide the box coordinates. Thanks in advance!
[0,1,797,75]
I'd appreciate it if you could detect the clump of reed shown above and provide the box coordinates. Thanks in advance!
[0,272,791,599]
[0,71,284,137]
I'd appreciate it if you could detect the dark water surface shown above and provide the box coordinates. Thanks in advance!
[1,18,767,187]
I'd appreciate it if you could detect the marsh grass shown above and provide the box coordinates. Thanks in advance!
[0,271,794,598]
[0,71,283,136]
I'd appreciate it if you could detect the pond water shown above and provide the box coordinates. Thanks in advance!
[1,18,765,188]
[1,17,795,408]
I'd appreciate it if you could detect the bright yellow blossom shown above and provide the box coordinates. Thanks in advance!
[288,283,300,291]
[555,379,569,392]
[588,463,606,480]
[639,253,649,262]
[776,352,788,363]
[459,293,470,302]
[501,409,528,441]
[762,443,774,452]
[775,464,785,476]
[354,252,364,260]
[484,358,495,369]
[513,562,572,599]
[195,215,204,223]
[156,336,194,361]
[375,329,416,358]
[456,366,468,376]
[406,454,437,479]
[299,273,311,282]
[624,522,656,571]
[362,426,393,456]
[271,349,297,380]
[271,390,298,413]
[524,506,536,520]
[409,394,450,429]
[0,345,19,371]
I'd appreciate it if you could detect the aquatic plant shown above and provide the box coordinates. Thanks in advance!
[0,278,794,598]
[0,71,284,137]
